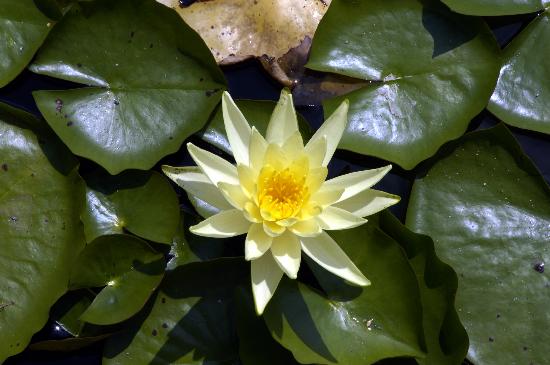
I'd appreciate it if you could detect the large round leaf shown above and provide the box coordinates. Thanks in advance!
[81,171,180,244]
[406,124,550,365]
[441,0,545,16]
[103,258,247,365]
[0,0,52,87]
[70,234,165,325]
[263,219,426,365]
[0,103,85,361]
[30,0,226,174]
[308,0,500,169]
[488,12,550,134]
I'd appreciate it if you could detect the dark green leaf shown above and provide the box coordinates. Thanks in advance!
[0,0,52,87]
[488,12,550,134]
[81,171,180,244]
[406,124,550,365]
[103,258,247,365]
[70,234,165,325]
[308,0,500,169]
[31,0,226,174]
[264,220,426,365]
[0,103,85,362]
[441,0,544,16]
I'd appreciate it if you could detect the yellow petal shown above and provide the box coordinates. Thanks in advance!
[281,131,304,157]
[263,221,286,237]
[266,89,298,145]
[305,166,328,194]
[245,223,273,260]
[300,232,370,286]
[289,219,322,237]
[162,165,233,211]
[237,164,256,199]
[310,185,344,207]
[271,231,301,279]
[243,201,263,223]
[315,206,367,230]
[251,252,284,315]
[190,209,250,238]
[324,165,392,203]
[263,143,288,171]
[222,92,252,166]
[304,135,327,168]
[218,182,248,210]
[187,143,238,186]
[305,100,349,167]
[334,189,401,217]
[249,127,268,173]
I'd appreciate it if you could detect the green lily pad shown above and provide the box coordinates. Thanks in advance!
[81,171,180,244]
[70,234,165,325]
[488,12,550,134]
[200,99,312,156]
[441,0,545,16]
[31,0,226,174]
[406,124,550,365]
[0,103,85,362]
[308,0,500,169]
[0,0,52,87]
[103,258,247,365]
[263,219,426,365]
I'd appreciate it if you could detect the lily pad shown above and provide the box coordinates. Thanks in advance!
[0,103,85,362]
[308,0,500,169]
[31,0,226,174]
[441,0,545,16]
[263,219,426,365]
[70,234,165,325]
[406,124,550,365]
[488,12,550,134]
[103,258,247,365]
[0,0,52,87]
[81,171,180,244]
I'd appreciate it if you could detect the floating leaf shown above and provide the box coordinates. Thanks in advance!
[81,171,180,244]
[263,219,426,365]
[488,12,550,134]
[70,234,165,325]
[31,0,226,174]
[406,124,550,365]
[0,0,52,87]
[308,0,500,169]
[103,258,247,365]
[441,0,545,16]
[0,103,85,362]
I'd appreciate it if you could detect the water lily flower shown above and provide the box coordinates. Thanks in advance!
[163,90,400,314]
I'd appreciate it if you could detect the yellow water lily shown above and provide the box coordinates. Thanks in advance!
[163,90,400,314]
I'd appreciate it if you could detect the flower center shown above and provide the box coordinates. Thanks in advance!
[257,165,308,221]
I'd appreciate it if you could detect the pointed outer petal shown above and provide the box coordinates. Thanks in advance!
[266,89,298,145]
[237,164,256,199]
[324,165,392,203]
[190,209,251,238]
[187,143,239,186]
[282,131,304,157]
[306,166,328,195]
[306,100,349,166]
[251,252,284,315]
[245,223,273,261]
[304,135,327,168]
[315,206,367,230]
[271,231,302,279]
[249,127,268,173]
[162,165,233,211]
[289,219,323,237]
[263,221,286,237]
[218,182,248,210]
[311,185,345,207]
[301,232,370,286]
[263,143,289,171]
[244,201,263,223]
[334,189,401,218]
[222,92,252,166]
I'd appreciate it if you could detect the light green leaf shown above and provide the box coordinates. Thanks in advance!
[308,0,500,169]
[407,124,550,365]
[31,0,226,174]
